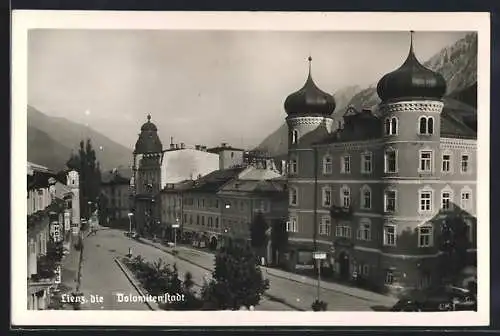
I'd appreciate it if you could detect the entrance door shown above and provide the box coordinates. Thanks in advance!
[339,251,350,280]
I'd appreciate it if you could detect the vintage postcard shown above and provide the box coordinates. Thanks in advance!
[12,10,490,326]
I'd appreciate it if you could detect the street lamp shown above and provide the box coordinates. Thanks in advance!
[127,212,134,234]
[312,251,327,303]
[172,217,180,249]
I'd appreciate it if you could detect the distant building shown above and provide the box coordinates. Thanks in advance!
[283,33,477,294]
[162,165,288,253]
[161,140,219,187]
[207,142,245,170]
[101,167,132,227]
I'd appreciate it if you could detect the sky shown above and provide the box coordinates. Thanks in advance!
[28,30,467,150]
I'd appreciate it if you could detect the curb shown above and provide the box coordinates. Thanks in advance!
[114,257,159,311]
[136,238,306,311]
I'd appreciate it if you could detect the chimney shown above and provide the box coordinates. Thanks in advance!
[170,137,174,145]
[202,146,207,151]
[170,143,175,149]
[221,142,227,148]
[180,142,185,149]
[175,144,179,149]
[195,145,200,150]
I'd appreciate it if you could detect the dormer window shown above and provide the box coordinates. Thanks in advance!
[419,116,434,135]
[292,129,299,144]
[384,117,398,136]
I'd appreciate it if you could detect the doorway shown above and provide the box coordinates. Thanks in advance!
[338,251,350,280]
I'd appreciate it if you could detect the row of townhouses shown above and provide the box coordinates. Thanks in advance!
[27,162,80,310]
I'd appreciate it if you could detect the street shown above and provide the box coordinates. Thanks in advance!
[137,235,396,311]
[79,227,289,310]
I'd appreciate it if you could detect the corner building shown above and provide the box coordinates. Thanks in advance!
[285,33,477,295]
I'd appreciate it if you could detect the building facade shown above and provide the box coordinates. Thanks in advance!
[27,162,81,309]
[101,168,132,227]
[207,143,245,170]
[284,33,477,294]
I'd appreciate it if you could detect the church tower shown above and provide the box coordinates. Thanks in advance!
[131,114,164,235]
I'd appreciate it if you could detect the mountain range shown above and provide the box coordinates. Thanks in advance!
[256,33,478,157]
[27,105,133,172]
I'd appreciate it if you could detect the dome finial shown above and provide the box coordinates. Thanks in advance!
[410,30,415,53]
[147,114,151,122]
[308,55,312,76]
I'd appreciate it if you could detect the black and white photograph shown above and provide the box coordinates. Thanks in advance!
[12,11,490,326]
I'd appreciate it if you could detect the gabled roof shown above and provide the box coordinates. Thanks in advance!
[186,166,247,193]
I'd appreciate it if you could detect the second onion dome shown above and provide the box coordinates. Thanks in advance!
[376,31,447,103]
[284,56,336,117]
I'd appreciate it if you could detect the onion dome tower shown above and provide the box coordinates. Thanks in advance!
[131,114,164,236]
[284,56,336,151]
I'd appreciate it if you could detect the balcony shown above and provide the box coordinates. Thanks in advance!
[329,205,353,220]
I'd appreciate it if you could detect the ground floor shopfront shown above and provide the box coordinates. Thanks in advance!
[282,240,477,297]
[27,281,53,310]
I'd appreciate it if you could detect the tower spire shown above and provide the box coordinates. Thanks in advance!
[410,30,415,53]
[307,55,312,77]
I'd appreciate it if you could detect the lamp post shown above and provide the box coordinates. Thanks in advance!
[222,202,231,246]
[313,251,327,303]
[127,212,134,234]
[172,217,180,250]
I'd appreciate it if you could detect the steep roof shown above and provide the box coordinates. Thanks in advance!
[186,166,247,193]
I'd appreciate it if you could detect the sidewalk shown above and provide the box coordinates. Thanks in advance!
[137,238,397,307]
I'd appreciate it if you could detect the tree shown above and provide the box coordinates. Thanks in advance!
[270,219,288,265]
[201,239,269,310]
[250,212,268,249]
[438,214,471,284]
[66,139,102,220]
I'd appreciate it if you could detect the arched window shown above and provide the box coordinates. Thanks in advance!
[323,155,333,174]
[340,185,351,208]
[289,186,298,206]
[292,129,299,144]
[385,117,398,135]
[357,218,372,241]
[419,116,435,135]
[360,185,372,210]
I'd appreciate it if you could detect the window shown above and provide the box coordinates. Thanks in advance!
[442,153,451,173]
[361,152,372,174]
[385,117,398,135]
[196,215,200,225]
[201,216,205,226]
[419,116,434,135]
[319,217,331,236]
[289,187,298,206]
[441,190,452,211]
[357,219,371,241]
[208,217,213,227]
[292,129,299,144]
[320,187,331,207]
[290,156,298,175]
[419,190,433,212]
[419,150,433,172]
[183,213,187,224]
[418,226,433,247]
[461,189,472,210]
[461,154,470,173]
[384,149,397,173]
[215,200,219,208]
[341,186,351,208]
[215,217,219,228]
[383,225,396,246]
[335,223,351,238]
[286,217,298,232]
[189,215,193,225]
[360,186,371,210]
[323,155,333,174]
[385,270,394,284]
[341,155,351,174]
[384,190,397,212]
[362,265,370,275]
